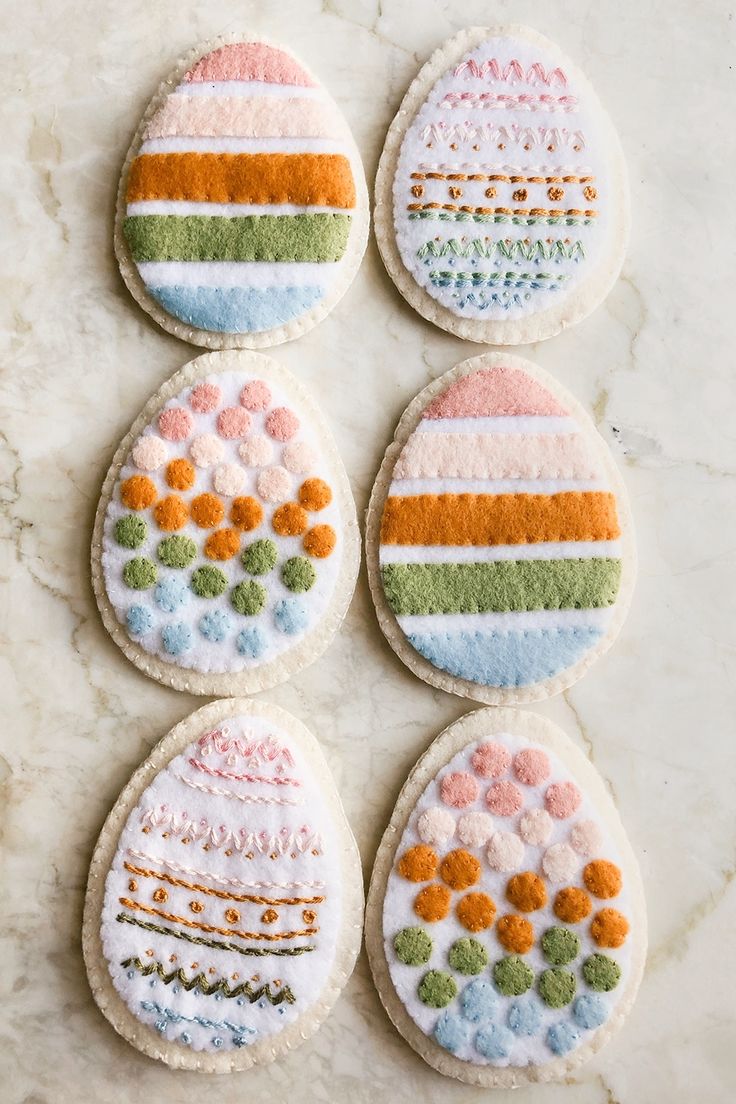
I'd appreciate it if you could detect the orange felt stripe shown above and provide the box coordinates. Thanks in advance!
[379,492,620,546]
[126,152,356,208]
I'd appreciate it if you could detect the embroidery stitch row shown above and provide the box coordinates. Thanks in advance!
[410,171,594,183]
[116,912,316,956]
[122,956,297,1003]
[123,860,325,906]
[407,203,598,217]
[440,92,578,112]
[189,757,302,787]
[453,59,568,86]
[408,211,594,226]
[118,896,319,940]
[126,848,326,891]
[416,239,585,262]
[174,771,301,806]
[419,123,586,149]
[139,807,323,856]
[198,728,295,767]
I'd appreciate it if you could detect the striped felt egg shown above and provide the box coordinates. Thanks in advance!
[366,352,635,704]
[116,37,368,347]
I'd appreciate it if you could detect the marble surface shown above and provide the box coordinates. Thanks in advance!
[1,1,734,1101]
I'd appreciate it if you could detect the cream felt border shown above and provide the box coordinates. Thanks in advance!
[365,707,647,1087]
[374,24,629,345]
[114,33,370,349]
[365,351,636,705]
[82,698,364,1072]
[91,349,360,695]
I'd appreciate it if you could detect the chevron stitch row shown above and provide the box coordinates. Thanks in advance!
[139,806,323,856]
[417,238,586,262]
[440,92,578,112]
[197,728,295,769]
[453,58,569,86]
[419,122,586,149]
[122,957,297,1004]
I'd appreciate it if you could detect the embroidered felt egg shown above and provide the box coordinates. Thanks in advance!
[366,351,635,704]
[375,25,628,343]
[115,36,368,348]
[92,350,359,694]
[83,699,362,1070]
[365,708,646,1086]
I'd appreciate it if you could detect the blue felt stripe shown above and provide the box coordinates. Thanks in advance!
[147,284,324,333]
[406,627,604,687]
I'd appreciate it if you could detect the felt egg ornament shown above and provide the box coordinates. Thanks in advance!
[115,36,368,347]
[365,708,646,1086]
[374,25,628,343]
[83,699,363,1070]
[366,352,635,704]
[91,350,359,695]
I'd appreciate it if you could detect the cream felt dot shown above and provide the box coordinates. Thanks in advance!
[132,435,168,471]
[190,433,225,468]
[257,466,292,503]
[213,463,247,497]
[266,407,300,441]
[240,379,272,411]
[217,407,251,439]
[519,807,554,846]
[239,434,273,467]
[158,407,194,442]
[542,842,580,883]
[189,382,221,413]
[486,829,524,872]
[457,811,494,848]
[570,818,604,856]
[417,807,456,847]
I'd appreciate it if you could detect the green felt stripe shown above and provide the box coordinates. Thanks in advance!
[123,213,353,262]
[381,558,622,616]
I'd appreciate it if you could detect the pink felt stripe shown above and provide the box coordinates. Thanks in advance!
[423,367,569,420]
[393,431,600,481]
[144,95,340,141]
[185,43,315,87]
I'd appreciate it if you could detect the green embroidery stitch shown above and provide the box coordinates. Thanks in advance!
[417,238,585,262]
[121,957,296,1004]
[408,211,594,227]
[116,913,315,957]
[429,270,569,286]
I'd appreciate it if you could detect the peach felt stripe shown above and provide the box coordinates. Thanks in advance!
[144,95,342,141]
[185,43,316,87]
[423,367,569,419]
[379,492,621,546]
[126,152,356,208]
[393,432,600,481]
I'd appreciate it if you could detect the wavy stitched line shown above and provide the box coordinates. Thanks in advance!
[407,203,597,217]
[410,170,593,183]
[116,913,315,956]
[429,271,568,290]
[198,727,295,768]
[417,162,593,175]
[440,92,578,112]
[408,211,594,226]
[139,806,322,856]
[139,1000,257,1038]
[126,848,325,892]
[419,123,586,149]
[417,239,585,262]
[118,897,319,941]
[122,957,296,1003]
[123,861,325,906]
[174,770,300,807]
[188,757,301,788]
[453,59,568,86]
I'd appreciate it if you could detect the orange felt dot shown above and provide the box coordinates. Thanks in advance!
[591,908,629,948]
[230,496,263,532]
[298,478,332,512]
[166,458,196,491]
[272,502,308,537]
[190,493,225,529]
[439,849,481,891]
[456,892,496,932]
[303,524,336,558]
[153,495,188,531]
[414,883,452,923]
[496,914,534,954]
[506,871,547,912]
[120,475,157,510]
[204,528,240,561]
[583,860,622,899]
[398,844,438,882]
[553,886,592,924]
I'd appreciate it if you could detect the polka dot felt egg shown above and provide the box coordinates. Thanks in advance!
[365,708,645,1087]
[91,350,359,694]
[83,699,362,1070]
[115,35,368,348]
[366,351,635,704]
[374,25,628,343]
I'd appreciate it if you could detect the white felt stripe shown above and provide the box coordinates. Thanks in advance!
[145,95,342,141]
[393,431,599,481]
[387,476,608,496]
[126,200,350,218]
[396,607,615,635]
[139,136,350,156]
[137,260,338,288]
[416,415,579,435]
[174,80,325,99]
[378,540,622,565]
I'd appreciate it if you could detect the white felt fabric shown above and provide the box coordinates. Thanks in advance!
[379,540,622,565]
[137,261,339,289]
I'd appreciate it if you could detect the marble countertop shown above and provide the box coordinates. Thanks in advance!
[2,1,734,1102]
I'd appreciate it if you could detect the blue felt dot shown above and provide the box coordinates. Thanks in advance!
[475,1023,514,1061]
[460,978,497,1023]
[508,998,542,1037]
[126,605,153,636]
[236,626,266,658]
[199,609,231,642]
[572,994,608,1031]
[546,1022,580,1056]
[433,1011,469,1053]
[154,575,190,613]
[162,622,193,656]
[273,598,308,635]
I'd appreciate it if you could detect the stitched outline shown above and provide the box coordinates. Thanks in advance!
[407,203,597,216]
[123,861,325,906]
[440,92,578,112]
[122,957,296,1003]
[174,770,301,806]
[408,211,594,226]
[188,757,301,787]
[410,171,593,184]
[126,848,326,892]
[116,912,315,956]
[453,59,568,86]
[417,239,585,262]
[118,897,319,940]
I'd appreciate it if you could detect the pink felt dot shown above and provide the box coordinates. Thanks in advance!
[485,780,523,817]
[239,435,273,467]
[256,466,292,503]
[569,818,603,856]
[190,433,225,468]
[217,407,252,439]
[282,440,317,474]
[189,382,221,413]
[240,379,272,411]
[440,771,479,809]
[471,742,512,779]
[519,807,553,845]
[266,406,300,441]
[545,781,582,820]
[513,748,551,787]
[131,435,167,471]
[158,406,194,442]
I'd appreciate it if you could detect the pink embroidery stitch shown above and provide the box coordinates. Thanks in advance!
[453,59,568,87]
[138,806,323,856]
[440,92,578,112]
[175,771,300,807]
[126,848,326,891]
[189,757,301,788]
[197,728,295,768]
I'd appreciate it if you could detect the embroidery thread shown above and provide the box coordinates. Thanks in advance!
[417,239,585,262]
[122,956,297,1003]
[116,912,316,956]
[123,860,325,906]
[126,848,326,891]
[453,59,568,86]
[419,123,586,150]
[138,806,323,857]
[174,770,301,806]
[440,92,578,112]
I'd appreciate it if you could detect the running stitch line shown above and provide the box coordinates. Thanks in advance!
[123,861,325,906]
[174,770,301,806]
[189,757,301,787]
[116,913,315,956]
[126,848,326,891]
[118,899,319,940]
[122,957,296,1003]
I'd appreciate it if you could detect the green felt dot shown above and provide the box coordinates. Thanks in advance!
[538,968,576,1008]
[231,580,267,616]
[281,556,316,593]
[418,970,458,1008]
[394,927,433,966]
[448,938,489,976]
[157,535,197,568]
[492,956,534,996]
[241,538,278,576]
[122,557,157,590]
[541,927,580,966]
[191,565,228,598]
[115,514,147,549]
[582,954,622,992]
